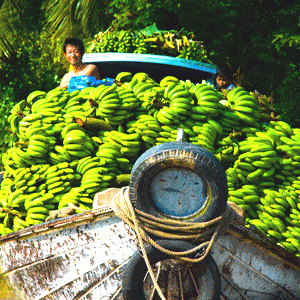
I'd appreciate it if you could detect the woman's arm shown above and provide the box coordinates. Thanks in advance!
[58,72,71,89]
[83,64,101,80]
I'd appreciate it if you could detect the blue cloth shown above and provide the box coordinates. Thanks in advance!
[67,75,115,93]
[215,83,236,91]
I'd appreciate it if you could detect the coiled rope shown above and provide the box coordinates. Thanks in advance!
[112,186,232,300]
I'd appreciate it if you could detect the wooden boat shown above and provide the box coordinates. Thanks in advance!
[0,201,300,300]
[1,54,300,299]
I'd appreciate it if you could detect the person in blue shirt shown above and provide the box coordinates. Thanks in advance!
[59,38,101,89]
[214,68,236,92]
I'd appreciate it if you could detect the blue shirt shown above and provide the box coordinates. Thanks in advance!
[67,75,115,93]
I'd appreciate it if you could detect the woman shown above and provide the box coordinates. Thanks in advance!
[59,38,101,90]
[214,69,236,92]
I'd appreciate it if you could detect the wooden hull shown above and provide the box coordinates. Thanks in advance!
[0,207,299,300]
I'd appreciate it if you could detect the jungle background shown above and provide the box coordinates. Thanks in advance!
[0,0,300,152]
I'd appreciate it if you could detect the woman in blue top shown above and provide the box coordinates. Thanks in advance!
[59,38,101,89]
[214,68,236,92]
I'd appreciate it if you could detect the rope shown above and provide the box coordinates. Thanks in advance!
[112,186,233,299]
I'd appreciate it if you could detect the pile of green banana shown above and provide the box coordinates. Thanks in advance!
[87,28,211,63]
[1,71,300,258]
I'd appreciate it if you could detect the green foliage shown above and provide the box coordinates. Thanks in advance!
[0,30,66,170]
[0,87,17,171]
[109,0,181,31]
[0,31,65,101]
[43,0,112,44]
[0,0,45,59]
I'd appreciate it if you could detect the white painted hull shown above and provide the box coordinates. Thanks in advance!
[0,208,299,300]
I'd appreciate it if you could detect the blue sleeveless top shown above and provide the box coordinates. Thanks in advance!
[67,75,115,93]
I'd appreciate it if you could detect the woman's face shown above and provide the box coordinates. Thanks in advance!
[64,45,82,65]
[216,75,228,88]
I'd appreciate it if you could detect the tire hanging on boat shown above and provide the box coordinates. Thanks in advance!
[129,141,228,222]
[121,239,221,300]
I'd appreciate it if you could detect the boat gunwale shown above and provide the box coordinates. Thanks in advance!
[1,202,299,271]
[226,220,300,270]
[0,206,114,244]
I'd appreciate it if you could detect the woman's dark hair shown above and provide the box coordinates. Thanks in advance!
[213,68,233,89]
[63,38,85,55]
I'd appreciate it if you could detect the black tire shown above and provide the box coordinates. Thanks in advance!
[122,239,221,300]
[129,142,228,223]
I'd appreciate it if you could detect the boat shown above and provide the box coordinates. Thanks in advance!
[0,195,299,299]
[0,54,300,300]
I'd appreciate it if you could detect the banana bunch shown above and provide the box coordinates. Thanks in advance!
[49,145,71,165]
[265,121,300,180]
[193,83,223,118]
[93,85,131,126]
[76,156,115,196]
[103,130,141,158]
[252,187,300,256]
[226,87,261,127]
[190,120,221,153]
[27,131,56,161]
[7,165,48,195]
[58,187,93,211]
[8,100,31,135]
[26,90,47,105]
[63,95,89,122]
[133,37,147,54]
[226,167,238,190]
[23,192,55,226]
[160,76,180,88]
[0,188,27,234]
[31,88,67,114]
[178,79,195,91]
[62,123,95,159]
[219,109,243,136]
[116,72,133,83]
[216,135,240,159]
[228,184,260,219]
[156,124,182,144]
[8,130,54,168]
[0,163,59,233]
[87,28,211,63]
[234,139,277,186]
[153,82,192,125]
[18,111,62,141]
[168,119,197,142]
[44,162,80,197]
[82,166,114,196]
[115,157,133,175]
[141,87,166,115]
[116,30,135,53]
[117,86,140,111]
[132,80,157,99]
[128,115,161,149]
[76,156,102,176]
[97,31,118,53]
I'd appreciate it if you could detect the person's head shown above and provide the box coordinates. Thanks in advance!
[63,38,85,66]
[214,68,232,90]
[63,38,85,56]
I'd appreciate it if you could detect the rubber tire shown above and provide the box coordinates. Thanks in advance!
[122,239,221,300]
[129,142,228,223]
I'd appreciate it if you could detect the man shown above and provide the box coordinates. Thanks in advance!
[59,38,101,89]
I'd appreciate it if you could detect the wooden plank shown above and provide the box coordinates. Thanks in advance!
[211,228,300,300]
[0,215,138,300]
[0,213,126,273]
